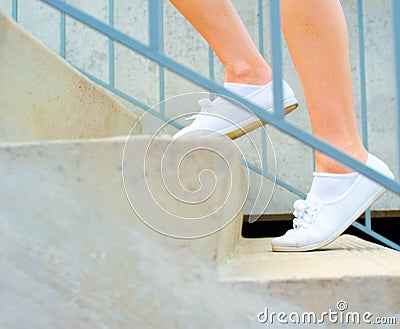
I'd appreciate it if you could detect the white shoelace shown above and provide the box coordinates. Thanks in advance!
[185,99,214,121]
[292,199,320,229]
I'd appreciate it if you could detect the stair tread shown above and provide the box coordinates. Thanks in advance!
[219,234,400,282]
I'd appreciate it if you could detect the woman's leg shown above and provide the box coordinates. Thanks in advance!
[272,1,394,252]
[171,0,366,172]
[170,0,393,251]
[171,0,367,172]
[281,0,368,173]
[169,0,271,84]
[171,0,298,140]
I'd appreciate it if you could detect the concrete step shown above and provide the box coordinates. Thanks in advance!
[220,235,400,282]
[0,135,245,329]
[220,235,400,319]
[0,11,141,142]
[1,135,399,328]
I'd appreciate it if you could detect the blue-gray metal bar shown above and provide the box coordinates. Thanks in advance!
[258,0,268,174]
[208,47,215,101]
[358,0,368,148]
[269,0,284,119]
[312,149,316,171]
[393,0,400,177]
[108,0,115,86]
[208,47,215,81]
[159,66,165,114]
[60,0,66,58]
[12,0,18,20]
[261,128,268,174]
[39,0,400,196]
[257,0,265,55]
[364,206,372,230]
[149,0,163,52]
[149,0,165,113]
[357,0,371,229]
[352,222,400,251]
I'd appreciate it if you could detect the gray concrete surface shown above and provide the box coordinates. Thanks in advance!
[0,136,245,329]
[0,11,141,142]
[0,136,399,328]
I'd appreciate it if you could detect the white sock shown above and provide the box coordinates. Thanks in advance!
[224,82,267,98]
[309,172,359,202]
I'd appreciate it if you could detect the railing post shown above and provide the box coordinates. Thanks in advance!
[257,0,269,174]
[269,0,284,119]
[357,0,371,228]
[257,0,264,55]
[12,0,18,20]
[358,0,368,149]
[148,0,165,112]
[60,0,66,58]
[149,0,163,52]
[208,47,215,81]
[393,0,400,178]
[109,0,115,87]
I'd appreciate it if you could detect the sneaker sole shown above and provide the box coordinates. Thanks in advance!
[225,103,298,140]
[271,171,394,252]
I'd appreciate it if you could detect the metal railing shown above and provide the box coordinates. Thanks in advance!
[7,0,400,250]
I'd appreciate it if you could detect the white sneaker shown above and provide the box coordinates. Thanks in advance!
[173,80,298,140]
[271,154,394,252]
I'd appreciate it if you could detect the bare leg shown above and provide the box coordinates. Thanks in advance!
[281,0,368,173]
[169,0,272,85]
[170,0,393,252]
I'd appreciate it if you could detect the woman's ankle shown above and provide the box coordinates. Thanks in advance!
[224,61,272,85]
[315,145,368,174]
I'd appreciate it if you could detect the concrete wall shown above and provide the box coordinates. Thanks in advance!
[1,0,398,213]
[0,12,141,142]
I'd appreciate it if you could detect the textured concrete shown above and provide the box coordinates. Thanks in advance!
[0,136,246,329]
[222,236,400,328]
[220,235,400,282]
[0,12,141,142]
[221,236,400,315]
